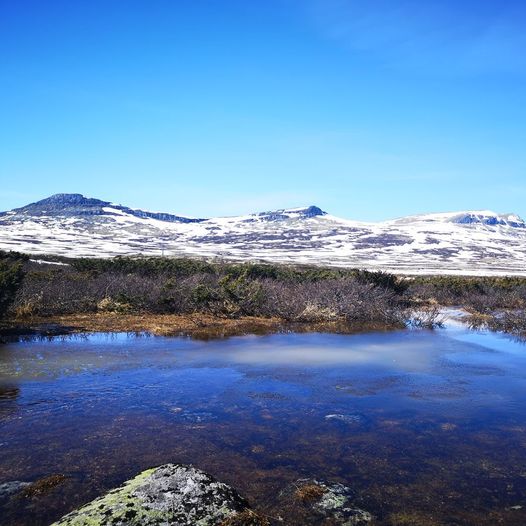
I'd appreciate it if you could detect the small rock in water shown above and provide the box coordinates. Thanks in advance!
[172,409,217,423]
[325,413,364,424]
[51,464,251,525]
[0,481,31,499]
[280,478,372,525]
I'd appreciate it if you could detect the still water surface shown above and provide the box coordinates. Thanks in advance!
[1,321,526,525]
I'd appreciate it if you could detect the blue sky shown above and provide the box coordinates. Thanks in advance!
[1,0,525,220]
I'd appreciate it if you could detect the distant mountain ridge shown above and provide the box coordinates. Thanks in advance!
[449,211,525,228]
[3,193,205,224]
[1,194,525,276]
[389,210,525,229]
[2,194,330,224]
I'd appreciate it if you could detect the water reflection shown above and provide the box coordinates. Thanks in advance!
[1,326,526,525]
[0,385,20,420]
[216,332,438,370]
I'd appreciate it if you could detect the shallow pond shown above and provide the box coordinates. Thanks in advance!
[1,320,526,525]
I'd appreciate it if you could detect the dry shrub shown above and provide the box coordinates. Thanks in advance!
[97,297,134,314]
[407,306,444,329]
[297,302,340,322]
[10,259,412,327]
[13,297,40,319]
[21,474,66,498]
[294,483,326,503]
[486,309,526,338]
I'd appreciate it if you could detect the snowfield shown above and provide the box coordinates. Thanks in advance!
[1,194,525,276]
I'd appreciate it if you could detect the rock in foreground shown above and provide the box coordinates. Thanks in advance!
[51,464,250,526]
[280,478,372,525]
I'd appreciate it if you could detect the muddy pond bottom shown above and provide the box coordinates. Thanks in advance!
[1,324,526,525]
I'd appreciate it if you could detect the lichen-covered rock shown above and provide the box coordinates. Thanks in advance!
[51,464,250,526]
[281,478,372,525]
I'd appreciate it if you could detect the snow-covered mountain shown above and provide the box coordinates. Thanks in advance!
[1,194,525,276]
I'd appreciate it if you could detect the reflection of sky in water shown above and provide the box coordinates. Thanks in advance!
[2,327,525,377]
[2,327,526,418]
[0,331,456,379]
[216,333,438,370]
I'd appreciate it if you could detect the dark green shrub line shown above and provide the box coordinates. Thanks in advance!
[2,253,411,326]
[408,274,526,311]
[3,252,526,333]
[68,256,409,290]
[0,251,27,318]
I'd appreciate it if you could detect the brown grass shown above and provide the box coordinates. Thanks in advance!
[21,474,66,497]
[1,313,284,339]
[220,509,270,526]
[1,312,401,340]
[294,483,326,503]
[388,511,442,525]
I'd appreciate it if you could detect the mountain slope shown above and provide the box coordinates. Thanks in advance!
[1,194,525,276]
[2,193,204,223]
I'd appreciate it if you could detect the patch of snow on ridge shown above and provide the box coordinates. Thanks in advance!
[1,195,525,276]
[389,210,525,229]
[449,211,525,228]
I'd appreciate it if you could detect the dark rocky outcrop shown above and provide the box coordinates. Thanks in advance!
[2,194,329,225]
[4,193,204,224]
[256,205,326,222]
[450,212,525,228]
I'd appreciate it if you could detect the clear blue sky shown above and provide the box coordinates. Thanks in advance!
[1,0,525,220]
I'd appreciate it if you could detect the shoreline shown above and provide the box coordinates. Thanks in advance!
[0,313,403,341]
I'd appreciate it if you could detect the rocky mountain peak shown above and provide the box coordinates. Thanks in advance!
[449,211,525,228]
[39,193,99,205]
[254,205,327,222]
[10,193,111,217]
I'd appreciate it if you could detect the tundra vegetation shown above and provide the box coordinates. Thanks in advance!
[0,250,26,318]
[1,250,525,337]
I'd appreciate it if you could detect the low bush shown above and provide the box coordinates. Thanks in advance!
[0,252,26,319]
[407,275,526,311]
[9,257,409,327]
[6,254,525,333]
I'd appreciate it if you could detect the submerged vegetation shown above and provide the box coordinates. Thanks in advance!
[1,251,526,337]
